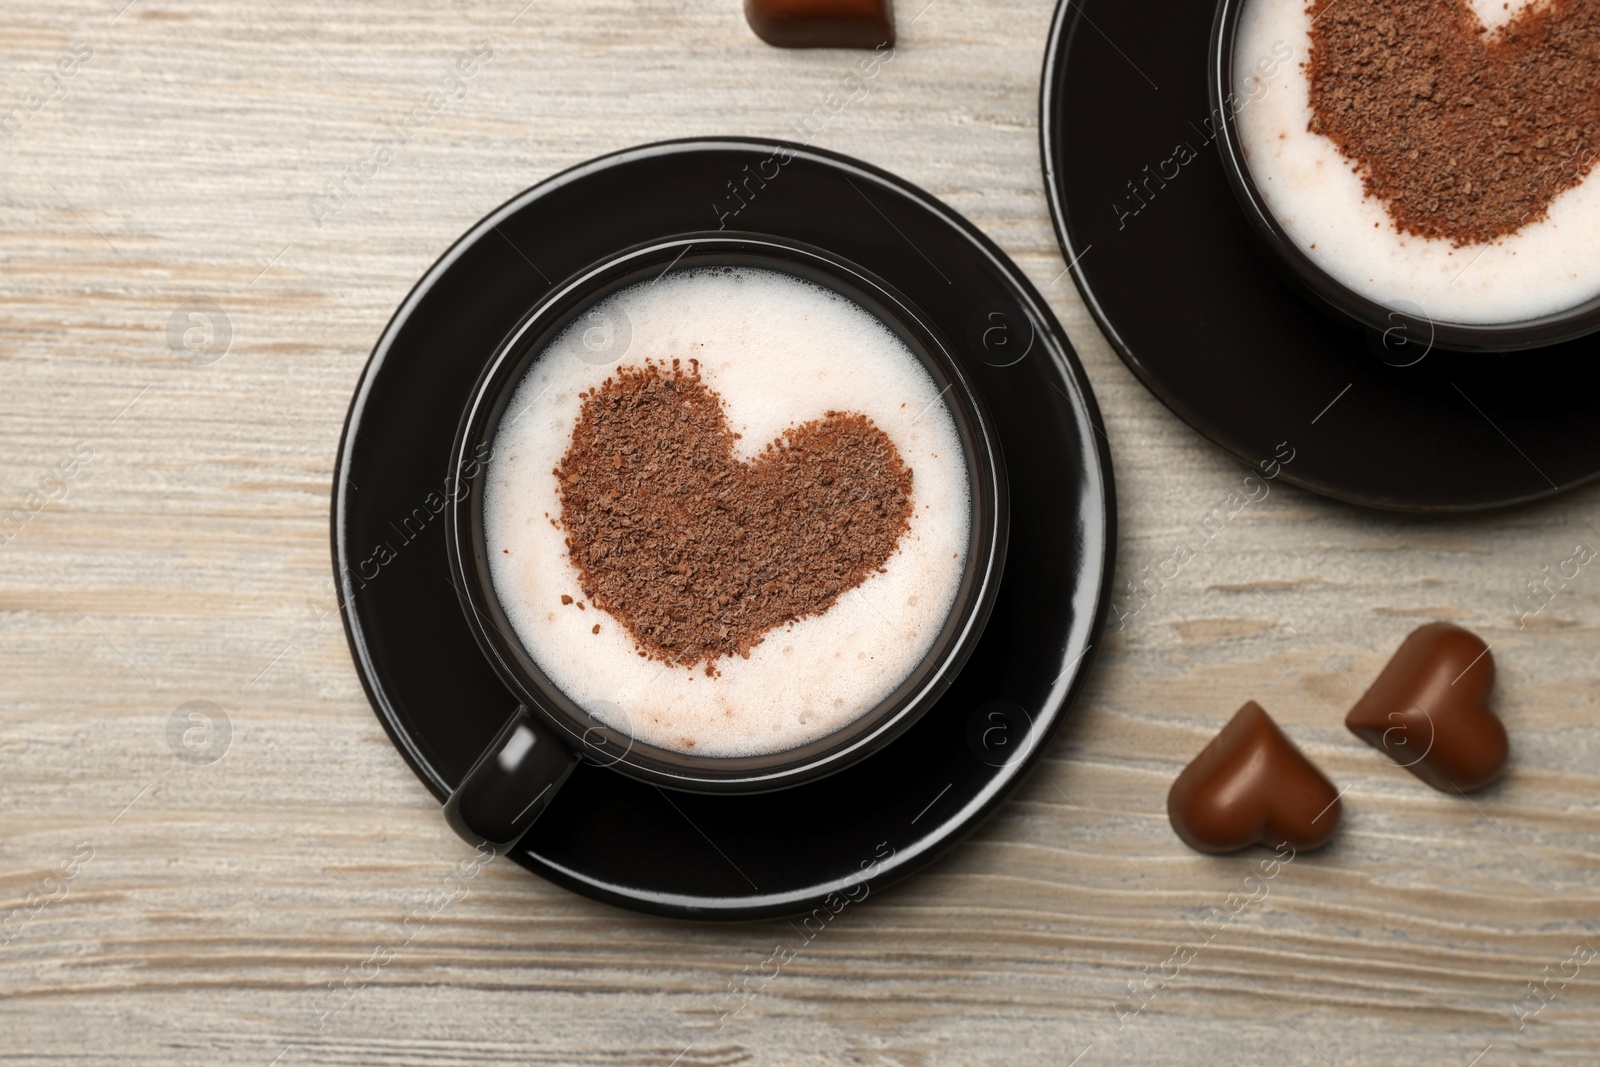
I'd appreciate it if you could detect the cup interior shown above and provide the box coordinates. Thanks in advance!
[446,233,1009,793]
[1209,0,1600,353]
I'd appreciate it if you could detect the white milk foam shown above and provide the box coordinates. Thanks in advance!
[484,267,970,757]
[1235,0,1600,324]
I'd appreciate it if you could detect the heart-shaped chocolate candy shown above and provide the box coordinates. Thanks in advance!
[745,0,894,48]
[1346,622,1507,793]
[1168,701,1343,854]
[1307,0,1600,245]
[556,359,914,672]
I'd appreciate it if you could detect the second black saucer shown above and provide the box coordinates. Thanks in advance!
[1041,0,1600,512]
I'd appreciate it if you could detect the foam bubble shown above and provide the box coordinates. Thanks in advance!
[484,266,971,757]
[1234,0,1600,325]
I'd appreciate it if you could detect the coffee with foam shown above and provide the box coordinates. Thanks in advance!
[483,267,970,757]
[1234,0,1600,325]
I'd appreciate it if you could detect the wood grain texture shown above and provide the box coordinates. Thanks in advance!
[2,0,1598,1063]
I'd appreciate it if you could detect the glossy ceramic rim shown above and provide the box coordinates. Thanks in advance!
[1208,0,1600,353]
[445,233,1010,793]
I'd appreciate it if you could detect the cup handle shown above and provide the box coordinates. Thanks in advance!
[444,706,579,850]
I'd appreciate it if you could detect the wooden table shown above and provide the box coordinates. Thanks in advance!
[3,0,1597,1062]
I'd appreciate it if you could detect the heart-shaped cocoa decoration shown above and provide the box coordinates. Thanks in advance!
[1168,701,1343,853]
[555,359,914,673]
[1307,0,1600,245]
[1345,622,1508,793]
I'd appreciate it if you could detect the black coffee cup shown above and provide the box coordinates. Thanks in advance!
[442,233,1008,850]
[1208,0,1600,353]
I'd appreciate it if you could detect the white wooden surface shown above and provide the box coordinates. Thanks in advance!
[2,0,1598,1063]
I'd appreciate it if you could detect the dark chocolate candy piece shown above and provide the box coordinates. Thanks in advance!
[1346,622,1507,793]
[744,0,894,49]
[1168,701,1342,854]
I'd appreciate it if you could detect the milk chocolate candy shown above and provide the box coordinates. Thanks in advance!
[1168,701,1342,854]
[1346,622,1507,793]
[744,0,894,49]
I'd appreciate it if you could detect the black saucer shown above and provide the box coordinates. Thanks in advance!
[332,138,1115,920]
[1040,0,1600,512]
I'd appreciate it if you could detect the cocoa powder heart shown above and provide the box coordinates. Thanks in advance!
[1167,701,1343,853]
[1345,622,1508,792]
[554,359,914,673]
[1307,0,1600,245]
